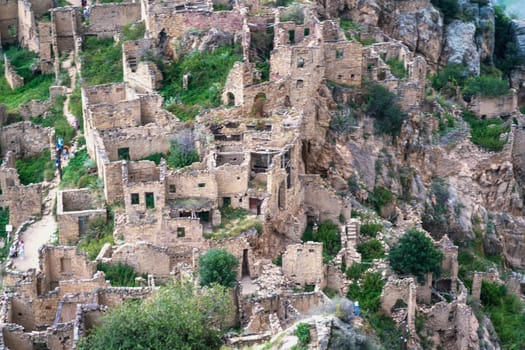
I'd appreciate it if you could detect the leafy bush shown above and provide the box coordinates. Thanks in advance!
[346,263,367,281]
[121,22,145,41]
[295,323,311,346]
[77,282,235,350]
[68,85,83,131]
[0,208,10,260]
[302,220,341,263]
[431,0,460,24]
[97,262,143,287]
[386,58,407,79]
[160,45,242,120]
[199,249,239,288]
[431,64,470,92]
[61,149,97,188]
[494,6,522,77]
[367,312,404,349]
[389,228,444,283]
[365,84,407,138]
[81,37,123,86]
[360,223,383,238]
[139,153,165,165]
[481,280,525,349]
[357,239,385,262]
[346,272,385,312]
[167,129,199,169]
[462,75,509,100]
[16,148,54,185]
[369,186,394,213]
[463,111,509,152]
[329,109,358,133]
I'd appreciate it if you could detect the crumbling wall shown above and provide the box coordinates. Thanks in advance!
[301,174,349,223]
[110,242,172,277]
[3,54,24,89]
[40,246,97,291]
[0,0,19,44]
[380,277,416,334]
[161,217,207,248]
[17,0,40,52]
[95,287,153,308]
[38,21,53,61]
[469,89,517,119]
[282,242,324,287]
[123,39,163,92]
[8,184,41,228]
[83,3,141,38]
[214,163,249,210]
[324,41,363,87]
[0,121,53,158]
[51,7,80,54]
[57,189,106,245]
[167,170,218,200]
[2,324,33,350]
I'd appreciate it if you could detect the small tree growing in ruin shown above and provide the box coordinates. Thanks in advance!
[199,249,239,288]
[389,228,443,283]
[167,128,199,169]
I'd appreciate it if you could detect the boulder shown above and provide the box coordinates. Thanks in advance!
[441,20,480,76]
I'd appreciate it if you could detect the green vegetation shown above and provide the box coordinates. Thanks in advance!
[81,37,123,86]
[365,84,407,138]
[329,108,358,133]
[389,228,444,283]
[346,262,367,281]
[431,64,470,94]
[139,153,165,165]
[199,249,239,288]
[68,86,83,131]
[480,280,525,349]
[340,18,360,31]
[302,220,341,263]
[494,5,522,78]
[0,209,11,261]
[369,186,394,213]
[31,96,76,144]
[295,323,311,346]
[16,148,55,185]
[61,148,98,188]
[280,4,304,24]
[356,239,385,262]
[347,272,384,312]
[121,22,145,41]
[77,215,114,260]
[367,312,404,349]
[210,206,262,239]
[97,262,143,287]
[167,130,199,169]
[160,45,242,121]
[77,282,234,350]
[386,58,407,79]
[431,0,460,24]
[463,111,509,152]
[360,223,383,238]
[462,75,509,101]
[0,47,54,112]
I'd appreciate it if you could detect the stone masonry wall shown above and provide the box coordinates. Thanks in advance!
[282,242,324,287]
[3,54,24,89]
[110,242,172,277]
[8,184,41,228]
[83,3,141,38]
[0,121,53,159]
[0,0,19,44]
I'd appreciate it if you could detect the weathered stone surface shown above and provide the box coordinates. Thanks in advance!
[511,19,525,59]
[442,20,480,75]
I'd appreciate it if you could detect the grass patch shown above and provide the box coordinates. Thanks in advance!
[346,262,367,281]
[78,215,114,260]
[16,148,55,185]
[481,280,525,349]
[69,85,83,131]
[159,45,242,121]
[462,75,509,101]
[61,148,98,188]
[81,37,123,86]
[121,22,145,41]
[0,208,11,261]
[0,47,54,112]
[347,272,384,313]
[360,223,383,238]
[97,262,144,287]
[210,207,262,239]
[463,111,509,151]
[385,58,407,79]
[31,95,76,144]
[356,239,385,262]
[138,153,166,165]
[302,221,341,263]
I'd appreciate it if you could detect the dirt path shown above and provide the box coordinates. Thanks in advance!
[10,56,79,272]
[11,184,58,271]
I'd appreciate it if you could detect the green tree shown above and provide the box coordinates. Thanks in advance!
[77,282,234,350]
[389,228,444,283]
[365,84,407,138]
[199,249,239,287]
